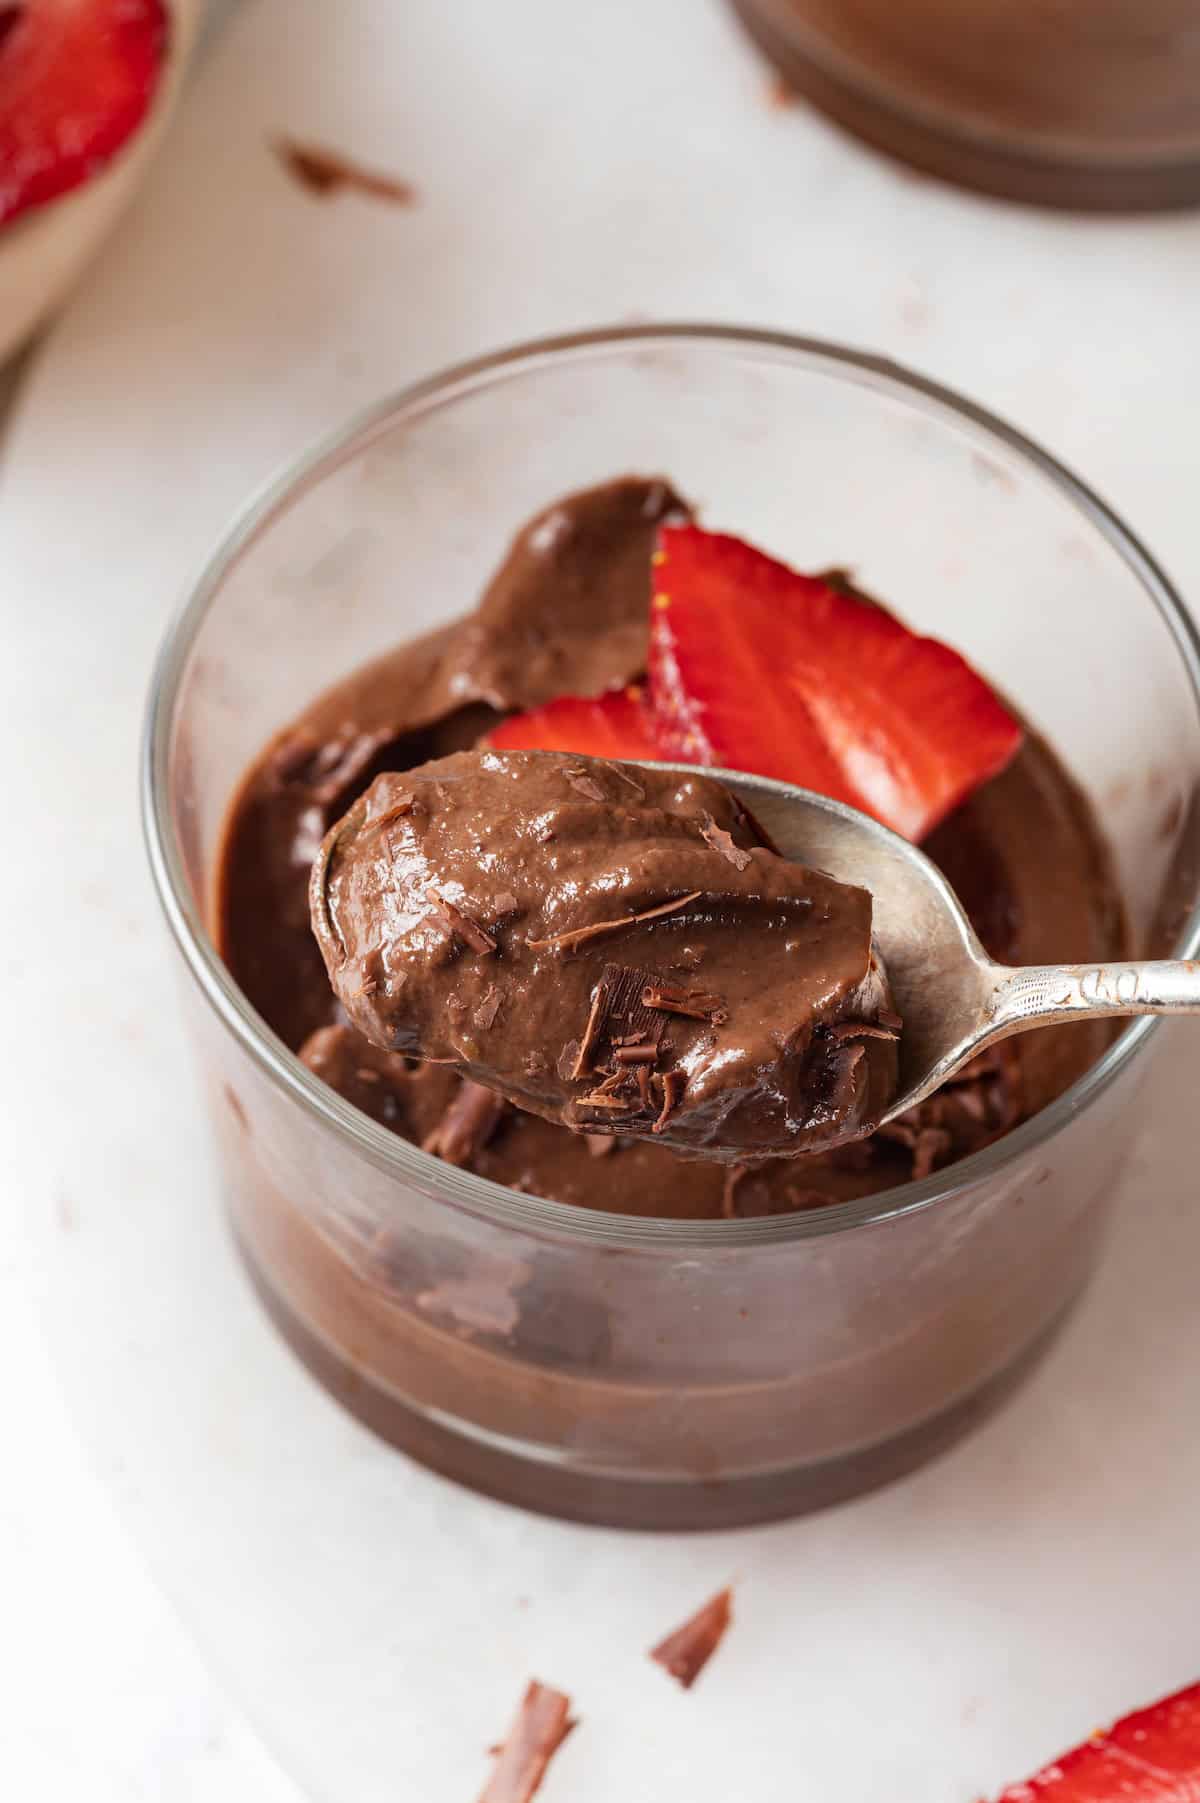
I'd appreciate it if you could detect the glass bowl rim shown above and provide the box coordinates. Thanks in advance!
[142,322,1200,1251]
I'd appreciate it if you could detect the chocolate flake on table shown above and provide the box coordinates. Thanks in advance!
[652,1068,686,1134]
[274,138,417,206]
[479,1679,575,1803]
[641,982,724,1021]
[421,1080,506,1166]
[700,813,753,871]
[570,979,611,1079]
[526,891,702,953]
[474,987,503,1031]
[425,886,498,955]
[649,1588,733,1690]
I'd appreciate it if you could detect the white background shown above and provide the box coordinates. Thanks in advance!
[2,2,1199,1798]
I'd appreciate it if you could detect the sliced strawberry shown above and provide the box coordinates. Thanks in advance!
[993,1680,1200,1801]
[0,0,168,228]
[486,684,663,761]
[648,525,1022,841]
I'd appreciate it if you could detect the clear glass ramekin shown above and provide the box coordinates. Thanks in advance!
[143,326,1200,1529]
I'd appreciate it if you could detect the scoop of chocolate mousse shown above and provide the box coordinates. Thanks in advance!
[309,749,900,1160]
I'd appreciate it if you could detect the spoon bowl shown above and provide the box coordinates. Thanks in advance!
[650,763,1200,1123]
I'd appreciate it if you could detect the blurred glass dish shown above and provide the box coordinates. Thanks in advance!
[731,0,1200,210]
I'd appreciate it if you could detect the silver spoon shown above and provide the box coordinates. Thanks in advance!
[655,762,1199,1123]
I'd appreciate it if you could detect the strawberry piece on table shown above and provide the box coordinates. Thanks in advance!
[0,0,169,228]
[993,1680,1200,1800]
[486,684,662,761]
[648,525,1023,842]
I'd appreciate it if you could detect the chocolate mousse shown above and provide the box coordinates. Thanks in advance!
[310,750,899,1159]
[217,474,1125,1219]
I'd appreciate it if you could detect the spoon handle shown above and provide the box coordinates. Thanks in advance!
[987,959,1200,1035]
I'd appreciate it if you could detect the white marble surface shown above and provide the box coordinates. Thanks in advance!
[4,0,1200,1797]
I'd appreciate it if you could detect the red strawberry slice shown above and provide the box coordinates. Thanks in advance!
[0,0,169,229]
[486,684,662,761]
[993,1680,1200,1800]
[648,525,1022,841]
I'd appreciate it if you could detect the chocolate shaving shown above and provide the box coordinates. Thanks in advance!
[827,1018,900,1042]
[636,1065,652,1109]
[570,980,610,1080]
[613,1042,659,1065]
[577,1091,636,1111]
[564,768,608,802]
[527,891,702,953]
[275,138,417,206]
[652,1068,686,1133]
[425,886,497,955]
[876,1120,953,1181]
[479,1680,575,1803]
[700,814,753,871]
[421,1080,506,1167]
[364,796,415,834]
[590,1069,631,1097]
[641,983,724,1021]
[649,1588,733,1689]
[609,764,645,799]
[493,890,520,917]
[474,987,503,1031]
[594,964,669,1054]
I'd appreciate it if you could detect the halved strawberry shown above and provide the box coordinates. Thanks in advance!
[0,0,168,229]
[993,1680,1200,1800]
[485,684,662,761]
[648,525,1022,841]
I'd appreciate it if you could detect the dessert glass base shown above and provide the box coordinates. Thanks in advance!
[145,327,1200,1530]
[730,0,1200,213]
